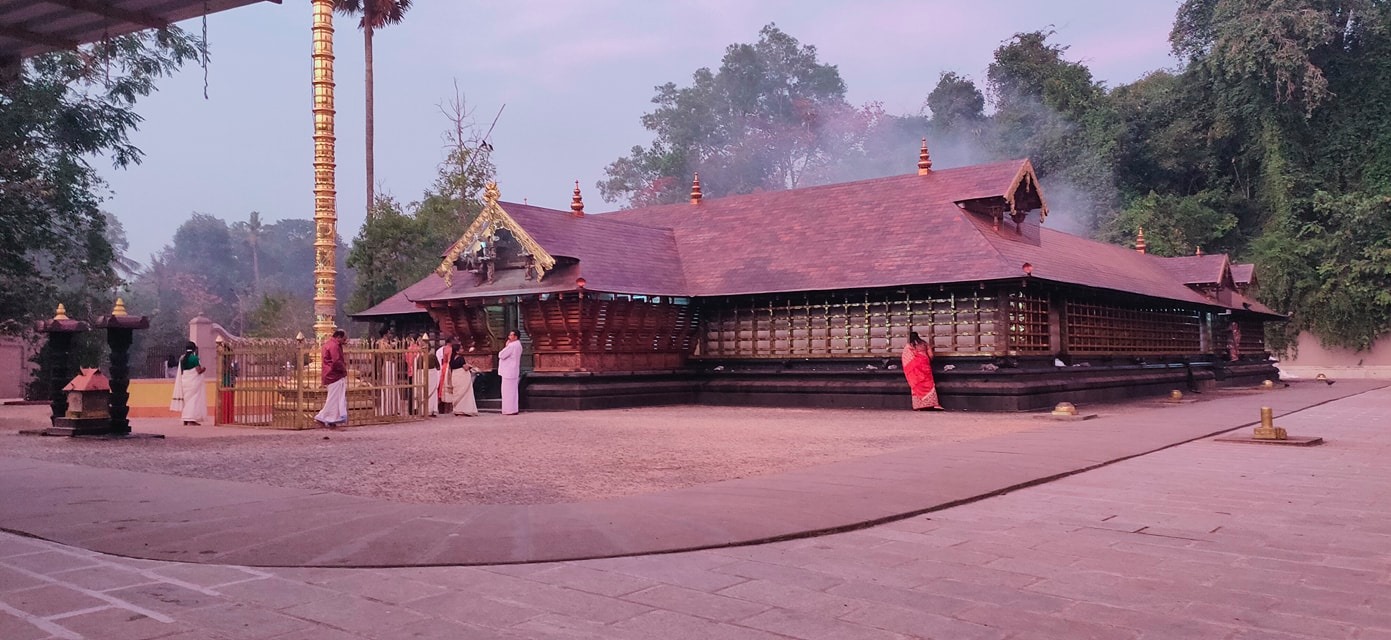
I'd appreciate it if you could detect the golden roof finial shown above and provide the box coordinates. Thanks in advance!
[690,172,703,205]
[917,138,933,175]
[1136,227,1147,254]
[111,298,128,317]
[570,180,585,217]
[484,181,500,204]
[54,304,69,320]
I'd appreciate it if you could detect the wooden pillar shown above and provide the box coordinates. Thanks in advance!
[1049,291,1067,358]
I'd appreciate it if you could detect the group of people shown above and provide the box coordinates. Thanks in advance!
[174,327,940,428]
[313,329,523,428]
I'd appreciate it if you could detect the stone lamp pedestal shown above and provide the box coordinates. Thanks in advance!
[35,305,89,427]
[94,301,149,435]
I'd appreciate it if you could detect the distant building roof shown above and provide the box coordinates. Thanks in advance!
[1231,263,1256,286]
[1157,254,1232,286]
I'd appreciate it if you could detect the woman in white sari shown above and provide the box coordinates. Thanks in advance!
[169,341,208,425]
[438,338,478,417]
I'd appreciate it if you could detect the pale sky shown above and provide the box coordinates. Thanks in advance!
[99,0,1183,262]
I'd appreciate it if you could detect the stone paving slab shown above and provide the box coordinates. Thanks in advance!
[0,381,1382,569]
[1,384,1390,638]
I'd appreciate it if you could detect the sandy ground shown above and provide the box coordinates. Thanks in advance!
[0,403,1062,505]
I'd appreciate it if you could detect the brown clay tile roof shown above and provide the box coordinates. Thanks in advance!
[501,203,688,295]
[361,158,1278,317]
[349,276,448,318]
[1157,254,1231,286]
[1226,290,1281,317]
[1230,263,1256,286]
[602,160,1036,296]
[967,215,1217,306]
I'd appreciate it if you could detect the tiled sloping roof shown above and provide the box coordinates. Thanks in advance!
[1231,263,1255,285]
[501,203,688,295]
[1227,290,1281,318]
[970,216,1219,307]
[350,276,446,318]
[600,161,1034,295]
[355,203,687,316]
[1158,254,1231,286]
[412,263,581,302]
[366,158,1272,315]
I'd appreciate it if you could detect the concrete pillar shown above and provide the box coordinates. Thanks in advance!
[188,315,216,371]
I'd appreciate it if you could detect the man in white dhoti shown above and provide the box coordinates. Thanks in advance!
[314,330,349,428]
[498,330,523,415]
[169,341,207,425]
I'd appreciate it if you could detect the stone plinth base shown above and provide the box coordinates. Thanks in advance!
[1213,435,1324,446]
[20,429,165,440]
[519,360,1261,412]
[44,416,119,437]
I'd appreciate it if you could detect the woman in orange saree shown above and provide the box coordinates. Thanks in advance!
[901,331,944,411]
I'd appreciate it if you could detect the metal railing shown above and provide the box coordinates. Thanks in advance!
[214,339,429,429]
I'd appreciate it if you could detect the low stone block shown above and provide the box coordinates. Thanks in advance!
[1212,435,1323,446]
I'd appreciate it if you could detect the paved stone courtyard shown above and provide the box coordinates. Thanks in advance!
[1,383,1389,639]
[0,404,1049,504]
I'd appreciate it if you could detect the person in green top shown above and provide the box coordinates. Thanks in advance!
[169,341,207,425]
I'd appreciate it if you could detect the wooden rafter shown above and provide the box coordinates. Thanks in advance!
[49,0,169,29]
[0,23,78,50]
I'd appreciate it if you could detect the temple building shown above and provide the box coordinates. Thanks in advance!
[355,145,1282,410]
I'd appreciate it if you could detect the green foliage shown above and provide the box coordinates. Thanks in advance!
[244,292,312,338]
[987,31,1102,121]
[1171,0,1378,116]
[0,27,202,335]
[1254,192,1391,352]
[332,0,413,29]
[983,31,1120,232]
[123,214,347,372]
[599,24,856,206]
[1154,0,1391,351]
[1105,191,1239,257]
[347,196,418,311]
[925,72,985,129]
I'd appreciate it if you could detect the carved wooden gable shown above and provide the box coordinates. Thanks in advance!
[956,159,1049,233]
[436,182,557,287]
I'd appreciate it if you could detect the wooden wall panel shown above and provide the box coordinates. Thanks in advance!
[522,295,698,372]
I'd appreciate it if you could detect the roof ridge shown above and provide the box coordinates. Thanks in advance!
[501,200,682,233]
[600,159,1033,224]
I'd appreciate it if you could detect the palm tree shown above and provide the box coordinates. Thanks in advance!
[245,211,263,294]
[332,0,413,223]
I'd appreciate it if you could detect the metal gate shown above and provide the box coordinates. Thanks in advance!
[215,338,429,429]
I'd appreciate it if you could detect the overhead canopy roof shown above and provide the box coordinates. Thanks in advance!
[0,0,278,63]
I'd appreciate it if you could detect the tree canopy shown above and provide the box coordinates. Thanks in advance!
[0,28,201,335]
[599,24,912,207]
[600,13,1391,352]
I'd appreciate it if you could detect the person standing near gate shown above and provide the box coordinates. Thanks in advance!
[498,330,523,415]
[315,329,349,428]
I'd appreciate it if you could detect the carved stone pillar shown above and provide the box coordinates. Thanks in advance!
[35,305,89,427]
[95,299,149,436]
